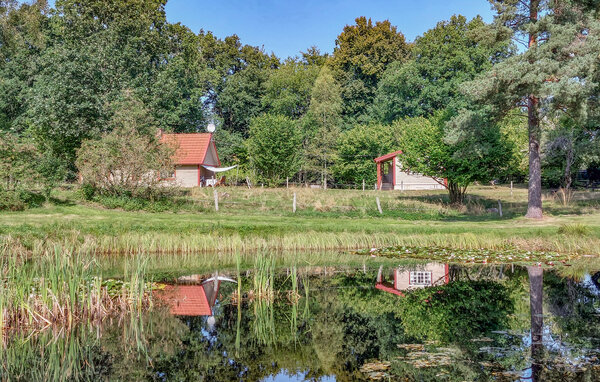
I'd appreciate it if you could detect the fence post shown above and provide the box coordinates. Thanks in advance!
[362,179,365,191]
[498,199,503,217]
[293,192,297,213]
[376,196,383,215]
[510,181,513,197]
[286,177,289,189]
[213,188,219,212]
[401,181,404,192]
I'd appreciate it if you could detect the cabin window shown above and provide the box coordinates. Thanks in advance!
[160,169,175,180]
[409,271,432,286]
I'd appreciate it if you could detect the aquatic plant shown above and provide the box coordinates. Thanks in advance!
[0,245,152,333]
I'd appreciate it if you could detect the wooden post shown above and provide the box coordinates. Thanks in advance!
[293,192,297,213]
[362,179,365,191]
[401,181,404,192]
[286,177,289,189]
[510,181,513,197]
[376,196,383,214]
[498,200,503,217]
[213,188,219,212]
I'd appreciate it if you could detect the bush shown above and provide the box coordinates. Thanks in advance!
[92,194,192,213]
[0,189,46,211]
[558,223,590,236]
[76,96,177,199]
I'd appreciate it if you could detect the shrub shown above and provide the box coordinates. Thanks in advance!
[558,223,590,236]
[0,189,45,211]
[76,124,176,199]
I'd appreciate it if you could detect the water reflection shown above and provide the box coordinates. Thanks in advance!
[1,263,599,381]
[375,263,449,296]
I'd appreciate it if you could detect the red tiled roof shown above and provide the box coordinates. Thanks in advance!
[374,150,403,163]
[162,285,212,316]
[160,133,214,165]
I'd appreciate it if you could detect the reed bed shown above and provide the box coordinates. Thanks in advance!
[0,245,152,333]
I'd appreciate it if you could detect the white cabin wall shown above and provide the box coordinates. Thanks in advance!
[176,165,198,188]
[394,157,444,190]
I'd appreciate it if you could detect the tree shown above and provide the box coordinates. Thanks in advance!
[302,66,343,186]
[329,16,410,126]
[262,58,319,119]
[333,123,402,186]
[0,0,48,133]
[75,95,175,198]
[396,114,512,204]
[246,114,302,184]
[462,0,600,218]
[372,15,510,124]
[216,46,279,136]
[25,0,171,165]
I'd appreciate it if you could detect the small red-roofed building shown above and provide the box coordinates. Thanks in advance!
[159,131,221,187]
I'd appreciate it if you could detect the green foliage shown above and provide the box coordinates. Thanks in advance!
[247,114,302,184]
[262,58,319,119]
[557,223,590,236]
[398,280,513,342]
[0,188,45,211]
[334,123,401,185]
[75,97,175,198]
[302,66,343,183]
[397,114,512,203]
[329,16,410,125]
[372,15,510,123]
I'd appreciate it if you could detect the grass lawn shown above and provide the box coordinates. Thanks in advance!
[1,184,599,261]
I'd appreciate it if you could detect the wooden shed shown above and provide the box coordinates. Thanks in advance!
[374,150,446,191]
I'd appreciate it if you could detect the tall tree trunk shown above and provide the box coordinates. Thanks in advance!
[526,0,543,219]
[528,266,544,381]
[447,181,466,205]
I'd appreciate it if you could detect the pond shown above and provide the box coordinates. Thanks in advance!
[2,262,600,381]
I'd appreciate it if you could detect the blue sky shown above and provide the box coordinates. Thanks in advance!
[165,0,496,59]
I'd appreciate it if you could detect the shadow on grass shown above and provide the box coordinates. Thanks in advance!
[48,196,76,206]
[395,190,600,222]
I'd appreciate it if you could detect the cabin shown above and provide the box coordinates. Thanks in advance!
[374,150,446,191]
[375,263,449,296]
[159,132,221,187]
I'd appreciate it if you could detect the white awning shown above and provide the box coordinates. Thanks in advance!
[202,165,238,173]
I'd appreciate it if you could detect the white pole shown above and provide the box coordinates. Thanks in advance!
[376,196,383,214]
[213,188,219,212]
[286,177,289,189]
[362,179,365,191]
[510,181,513,197]
[498,200,503,217]
[293,192,297,213]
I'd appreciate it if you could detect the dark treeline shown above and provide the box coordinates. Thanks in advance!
[1,0,599,211]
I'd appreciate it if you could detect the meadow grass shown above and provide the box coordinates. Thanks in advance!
[0,185,599,261]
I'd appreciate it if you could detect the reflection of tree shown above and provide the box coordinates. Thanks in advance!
[528,266,544,382]
[397,280,513,343]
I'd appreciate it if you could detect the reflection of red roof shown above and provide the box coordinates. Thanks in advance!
[160,133,217,165]
[374,150,403,163]
[163,285,212,316]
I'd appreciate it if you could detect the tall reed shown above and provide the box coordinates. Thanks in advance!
[0,245,152,333]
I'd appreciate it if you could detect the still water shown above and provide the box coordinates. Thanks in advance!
[2,263,600,381]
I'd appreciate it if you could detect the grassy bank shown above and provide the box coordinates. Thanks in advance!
[1,185,599,257]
